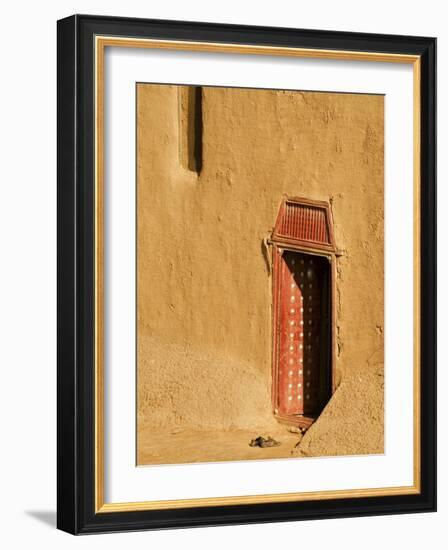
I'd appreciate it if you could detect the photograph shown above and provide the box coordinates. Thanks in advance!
[0,0,441,546]
[136,83,384,465]
[54,11,436,535]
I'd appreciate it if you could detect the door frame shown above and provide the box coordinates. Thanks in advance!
[270,242,337,429]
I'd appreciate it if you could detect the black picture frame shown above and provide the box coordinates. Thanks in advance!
[57,14,436,534]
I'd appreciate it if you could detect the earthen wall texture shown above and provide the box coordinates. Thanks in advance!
[137,85,384,463]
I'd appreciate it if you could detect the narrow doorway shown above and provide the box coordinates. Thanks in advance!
[275,251,331,422]
[270,198,337,429]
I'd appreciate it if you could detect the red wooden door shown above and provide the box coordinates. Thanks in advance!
[276,251,329,418]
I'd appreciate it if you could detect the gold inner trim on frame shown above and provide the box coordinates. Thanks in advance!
[94,35,421,514]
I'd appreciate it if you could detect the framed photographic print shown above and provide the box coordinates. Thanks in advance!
[57,14,436,534]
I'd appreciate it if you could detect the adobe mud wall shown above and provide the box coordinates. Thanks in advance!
[137,84,384,460]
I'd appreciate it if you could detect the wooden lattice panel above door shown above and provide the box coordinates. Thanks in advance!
[272,198,336,253]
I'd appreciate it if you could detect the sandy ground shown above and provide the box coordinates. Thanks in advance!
[137,427,302,465]
[292,364,384,457]
[137,342,384,465]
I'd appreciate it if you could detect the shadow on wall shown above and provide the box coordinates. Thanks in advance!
[25,510,56,529]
